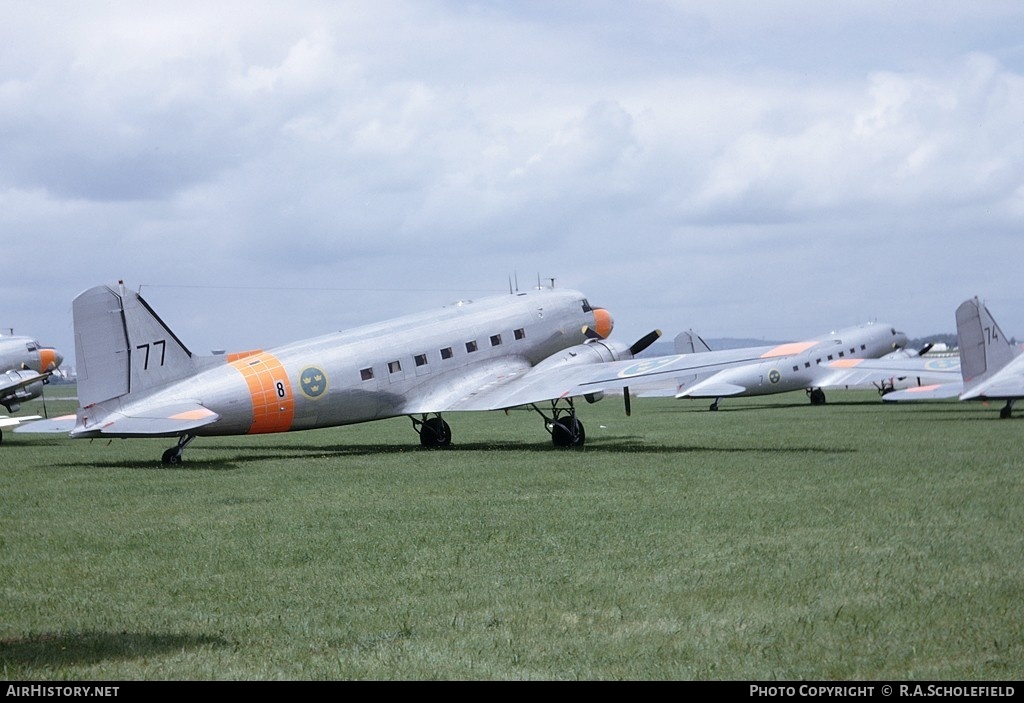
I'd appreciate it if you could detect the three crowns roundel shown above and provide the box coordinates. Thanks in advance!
[300,366,328,399]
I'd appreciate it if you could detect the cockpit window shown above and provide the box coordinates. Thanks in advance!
[26,342,38,352]
[581,299,593,313]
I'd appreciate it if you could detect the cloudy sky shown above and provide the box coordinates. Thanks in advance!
[3,1,1023,366]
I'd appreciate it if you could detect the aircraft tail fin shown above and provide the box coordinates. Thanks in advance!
[956,296,1019,393]
[674,329,713,354]
[74,283,199,407]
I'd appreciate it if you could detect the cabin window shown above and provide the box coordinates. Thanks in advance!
[792,365,799,372]
[388,360,402,374]
[360,368,374,381]
[860,344,866,351]
[850,348,856,354]
[827,355,834,361]
[804,362,811,368]
[514,328,526,340]
[440,347,453,360]
[838,351,845,358]
[490,334,502,347]
[466,340,478,353]
[415,354,428,367]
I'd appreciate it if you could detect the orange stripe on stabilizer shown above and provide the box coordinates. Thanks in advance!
[829,359,864,368]
[760,341,817,358]
[904,384,943,394]
[171,408,218,421]
[229,352,295,434]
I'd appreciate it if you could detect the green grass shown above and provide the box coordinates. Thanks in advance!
[1,390,1022,679]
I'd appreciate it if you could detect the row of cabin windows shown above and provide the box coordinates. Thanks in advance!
[791,343,868,372]
[360,327,528,381]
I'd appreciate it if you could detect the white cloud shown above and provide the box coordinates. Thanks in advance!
[4,1,1024,359]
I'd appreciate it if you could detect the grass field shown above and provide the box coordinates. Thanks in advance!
[1,389,1022,680]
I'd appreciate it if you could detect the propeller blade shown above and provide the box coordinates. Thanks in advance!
[582,325,602,340]
[629,329,662,356]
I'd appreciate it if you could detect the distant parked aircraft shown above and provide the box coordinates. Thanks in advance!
[0,331,63,444]
[640,323,908,410]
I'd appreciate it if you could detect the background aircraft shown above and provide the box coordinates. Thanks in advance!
[640,323,909,410]
[0,331,63,444]
[21,282,824,464]
[882,297,1023,418]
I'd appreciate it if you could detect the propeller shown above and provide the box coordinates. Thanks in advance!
[629,329,662,356]
[623,330,662,417]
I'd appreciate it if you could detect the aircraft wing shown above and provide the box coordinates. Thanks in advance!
[445,349,786,412]
[819,357,962,389]
[400,357,535,415]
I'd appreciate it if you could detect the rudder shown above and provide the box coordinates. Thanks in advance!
[956,296,1016,388]
[74,283,197,407]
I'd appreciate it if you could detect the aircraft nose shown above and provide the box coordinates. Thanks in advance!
[893,329,909,350]
[40,348,63,371]
[593,308,614,339]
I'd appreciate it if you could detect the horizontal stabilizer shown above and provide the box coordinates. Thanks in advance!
[676,382,747,398]
[2,415,43,429]
[70,402,221,438]
[960,378,1024,401]
[882,383,963,402]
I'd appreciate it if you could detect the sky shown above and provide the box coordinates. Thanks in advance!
[3,1,1024,368]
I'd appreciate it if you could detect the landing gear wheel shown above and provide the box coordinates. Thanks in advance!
[161,434,196,465]
[418,416,452,448]
[808,388,826,406]
[709,399,720,412]
[551,417,585,448]
[1000,402,1014,420]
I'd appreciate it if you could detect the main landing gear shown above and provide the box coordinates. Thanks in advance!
[161,434,196,465]
[1000,400,1015,420]
[412,404,587,449]
[807,388,827,406]
[413,414,452,448]
[533,398,586,448]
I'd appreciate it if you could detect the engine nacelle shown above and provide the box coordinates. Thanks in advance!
[3,369,44,404]
[533,338,638,373]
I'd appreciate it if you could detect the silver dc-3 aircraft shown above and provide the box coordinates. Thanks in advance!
[0,331,63,443]
[24,281,817,464]
[881,297,1024,418]
[640,323,909,410]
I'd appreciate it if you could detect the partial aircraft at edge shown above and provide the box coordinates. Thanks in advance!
[882,297,1024,418]
[0,331,63,444]
[20,282,827,464]
[638,323,909,410]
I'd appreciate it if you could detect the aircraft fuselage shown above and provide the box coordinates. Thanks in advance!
[76,288,603,438]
